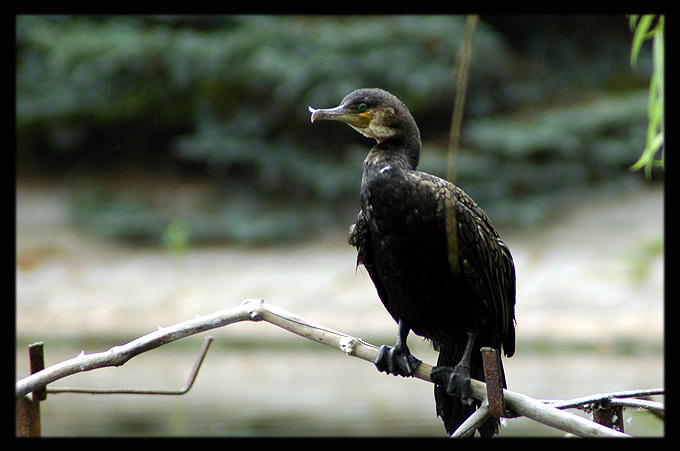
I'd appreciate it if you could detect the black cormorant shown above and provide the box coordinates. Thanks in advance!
[310,88,516,437]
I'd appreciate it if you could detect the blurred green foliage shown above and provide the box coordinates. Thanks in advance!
[16,15,657,244]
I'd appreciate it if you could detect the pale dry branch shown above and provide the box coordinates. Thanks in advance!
[46,336,214,395]
[16,303,254,398]
[17,299,655,437]
[542,388,665,412]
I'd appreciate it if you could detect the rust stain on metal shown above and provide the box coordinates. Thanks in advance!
[481,347,507,418]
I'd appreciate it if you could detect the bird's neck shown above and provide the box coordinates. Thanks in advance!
[366,135,421,173]
[364,146,410,173]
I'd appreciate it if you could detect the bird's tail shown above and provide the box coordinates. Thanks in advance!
[434,344,502,437]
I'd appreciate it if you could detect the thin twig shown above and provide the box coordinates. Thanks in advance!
[543,388,665,410]
[447,14,478,184]
[445,14,479,276]
[609,398,664,416]
[450,401,492,438]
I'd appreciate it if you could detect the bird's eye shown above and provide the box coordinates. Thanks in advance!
[358,103,368,113]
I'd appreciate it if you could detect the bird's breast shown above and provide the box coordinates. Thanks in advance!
[362,168,436,234]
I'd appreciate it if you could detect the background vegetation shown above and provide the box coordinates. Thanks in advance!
[16,15,659,244]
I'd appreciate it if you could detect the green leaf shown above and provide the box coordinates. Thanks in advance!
[630,15,654,68]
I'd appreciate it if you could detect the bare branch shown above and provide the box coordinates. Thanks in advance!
[248,300,631,437]
[609,398,664,416]
[450,401,492,438]
[16,303,253,398]
[501,387,630,437]
[46,336,214,395]
[16,299,646,437]
[542,388,665,411]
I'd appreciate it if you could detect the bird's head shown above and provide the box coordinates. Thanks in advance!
[309,88,421,149]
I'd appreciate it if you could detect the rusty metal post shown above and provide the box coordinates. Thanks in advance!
[481,347,507,418]
[16,342,45,437]
[15,396,41,437]
[28,342,47,401]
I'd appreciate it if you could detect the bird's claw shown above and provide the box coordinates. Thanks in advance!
[430,364,473,405]
[374,345,422,377]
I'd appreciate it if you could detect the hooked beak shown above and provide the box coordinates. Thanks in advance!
[309,105,372,128]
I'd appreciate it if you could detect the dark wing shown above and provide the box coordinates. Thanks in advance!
[408,172,517,357]
[348,210,368,267]
[348,209,396,320]
[449,184,516,357]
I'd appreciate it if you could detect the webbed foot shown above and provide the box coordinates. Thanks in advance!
[430,363,473,405]
[374,344,422,377]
